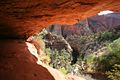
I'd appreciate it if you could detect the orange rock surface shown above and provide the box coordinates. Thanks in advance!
[0,40,55,80]
[0,0,120,38]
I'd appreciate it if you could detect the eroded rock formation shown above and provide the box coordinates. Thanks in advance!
[0,0,120,38]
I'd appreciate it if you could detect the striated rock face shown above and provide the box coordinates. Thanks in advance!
[0,0,120,38]
[46,12,120,38]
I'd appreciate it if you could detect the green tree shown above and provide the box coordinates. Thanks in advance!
[47,49,72,74]
[95,38,120,79]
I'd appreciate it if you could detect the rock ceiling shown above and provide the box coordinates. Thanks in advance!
[0,0,120,39]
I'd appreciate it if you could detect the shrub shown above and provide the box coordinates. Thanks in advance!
[59,67,68,75]
[45,48,72,74]
[106,64,120,80]
[98,31,113,41]
[40,55,51,64]
[44,48,51,57]
[108,38,120,53]
[85,54,95,65]
[94,37,120,79]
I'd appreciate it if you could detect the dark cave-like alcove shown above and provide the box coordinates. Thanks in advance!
[71,48,80,65]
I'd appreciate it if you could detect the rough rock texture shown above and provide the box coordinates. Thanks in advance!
[0,40,55,80]
[0,0,120,38]
[26,42,67,80]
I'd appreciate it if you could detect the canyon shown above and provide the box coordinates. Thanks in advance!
[0,0,120,80]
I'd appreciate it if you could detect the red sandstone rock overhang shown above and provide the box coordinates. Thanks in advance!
[0,0,120,39]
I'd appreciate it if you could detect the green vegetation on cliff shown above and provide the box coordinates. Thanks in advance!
[34,27,120,79]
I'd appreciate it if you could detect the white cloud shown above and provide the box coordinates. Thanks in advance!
[98,10,114,15]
